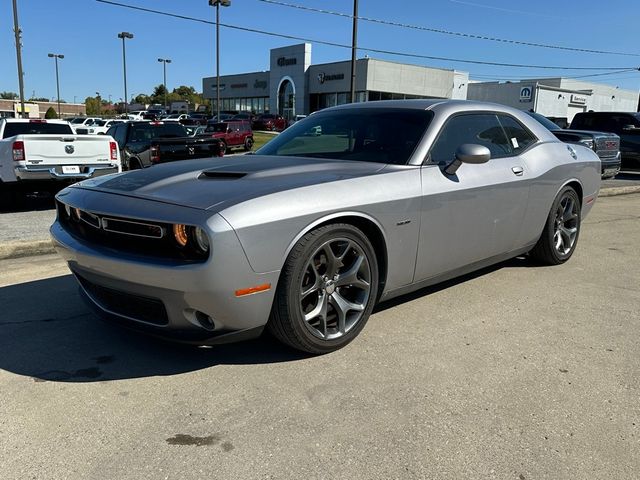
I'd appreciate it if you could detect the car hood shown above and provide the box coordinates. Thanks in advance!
[71,155,386,211]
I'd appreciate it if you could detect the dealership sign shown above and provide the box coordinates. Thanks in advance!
[519,86,533,102]
[318,72,345,84]
[277,56,297,67]
[570,94,588,105]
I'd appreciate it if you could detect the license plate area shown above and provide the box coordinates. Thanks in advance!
[62,165,81,174]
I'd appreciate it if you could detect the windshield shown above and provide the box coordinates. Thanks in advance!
[256,108,433,165]
[129,123,187,140]
[206,123,229,133]
[3,122,74,138]
[525,111,559,131]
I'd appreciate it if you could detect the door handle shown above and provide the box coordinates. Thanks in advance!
[511,166,524,176]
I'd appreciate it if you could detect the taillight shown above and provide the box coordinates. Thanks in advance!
[150,145,160,163]
[12,141,25,161]
[109,141,118,161]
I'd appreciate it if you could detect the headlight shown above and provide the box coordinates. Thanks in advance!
[193,227,210,254]
[580,139,594,150]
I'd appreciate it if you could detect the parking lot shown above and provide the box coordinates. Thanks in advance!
[1,192,638,479]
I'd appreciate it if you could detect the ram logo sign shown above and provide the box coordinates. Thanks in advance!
[519,86,533,102]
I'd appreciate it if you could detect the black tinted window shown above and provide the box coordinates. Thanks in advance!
[498,115,537,153]
[257,108,433,165]
[129,123,186,141]
[430,114,512,163]
[2,122,74,138]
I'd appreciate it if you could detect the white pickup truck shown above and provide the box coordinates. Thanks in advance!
[0,118,121,202]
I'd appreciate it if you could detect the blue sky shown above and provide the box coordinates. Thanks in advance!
[2,0,639,103]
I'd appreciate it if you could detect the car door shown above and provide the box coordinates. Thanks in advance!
[414,112,535,282]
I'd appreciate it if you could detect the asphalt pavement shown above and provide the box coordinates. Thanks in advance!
[1,193,638,480]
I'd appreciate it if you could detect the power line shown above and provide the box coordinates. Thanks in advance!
[470,69,640,81]
[258,0,640,58]
[95,0,637,71]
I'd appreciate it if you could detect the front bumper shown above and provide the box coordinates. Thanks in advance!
[16,163,120,182]
[50,212,280,346]
[600,153,621,177]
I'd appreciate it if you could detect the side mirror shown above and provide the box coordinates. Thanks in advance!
[444,144,491,175]
[623,124,638,132]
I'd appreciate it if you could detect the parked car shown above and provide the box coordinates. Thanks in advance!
[68,117,102,134]
[51,100,600,353]
[231,112,256,123]
[106,121,224,170]
[184,125,207,137]
[181,113,210,126]
[570,111,640,170]
[82,119,127,135]
[143,109,167,121]
[163,114,189,123]
[126,111,146,121]
[527,111,621,178]
[252,113,287,131]
[210,113,235,123]
[0,118,120,206]
[200,120,254,152]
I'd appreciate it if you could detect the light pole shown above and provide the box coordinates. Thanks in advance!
[48,53,64,117]
[157,58,171,109]
[209,0,230,120]
[117,32,134,114]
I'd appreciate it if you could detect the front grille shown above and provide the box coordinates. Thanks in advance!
[77,274,169,326]
[56,200,207,262]
[595,137,620,160]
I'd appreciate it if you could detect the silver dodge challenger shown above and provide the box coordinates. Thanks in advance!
[51,100,600,353]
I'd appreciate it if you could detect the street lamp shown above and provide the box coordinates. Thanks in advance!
[48,53,64,117]
[209,0,231,120]
[157,58,172,109]
[117,31,134,114]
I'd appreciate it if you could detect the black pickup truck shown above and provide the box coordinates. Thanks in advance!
[527,111,621,178]
[106,121,224,171]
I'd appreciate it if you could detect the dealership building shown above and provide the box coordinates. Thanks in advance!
[467,78,639,123]
[202,43,469,120]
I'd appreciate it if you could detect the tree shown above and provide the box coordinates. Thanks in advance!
[0,91,19,100]
[85,96,102,115]
[29,97,51,102]
[44,107,58,119]
[133,94,152,105]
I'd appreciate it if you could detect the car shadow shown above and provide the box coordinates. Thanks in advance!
[0,274,309,383]
[374,255,536,314]
[0,191,56,213]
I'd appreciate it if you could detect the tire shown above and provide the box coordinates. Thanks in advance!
[244,137,254,151]
[219,140,228,154]
[127,158,143,170]
[530,186,581,265]
[268,223,379,354]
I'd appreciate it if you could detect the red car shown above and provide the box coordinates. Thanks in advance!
[200,120,254,152]
[252,113,287,132]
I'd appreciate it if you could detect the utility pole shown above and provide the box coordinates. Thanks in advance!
[349,0,359,103]
[12,0,26,117]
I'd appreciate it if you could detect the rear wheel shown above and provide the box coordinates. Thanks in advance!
[530,186,581,265]
[128,158,143,170]
[268,223,379,354]
[244,137,254,151]
[219,140,228,154]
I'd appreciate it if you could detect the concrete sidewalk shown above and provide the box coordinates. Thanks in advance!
[1,183,639,261]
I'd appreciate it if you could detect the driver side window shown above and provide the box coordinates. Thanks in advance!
[429,113,512,164]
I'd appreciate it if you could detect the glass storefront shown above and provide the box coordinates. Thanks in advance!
[213,97,269,114]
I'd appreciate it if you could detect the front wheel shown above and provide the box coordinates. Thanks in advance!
[530,186,581,265]
[268,223,379,354]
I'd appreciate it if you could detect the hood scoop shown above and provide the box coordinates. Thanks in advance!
[198,170,247,180]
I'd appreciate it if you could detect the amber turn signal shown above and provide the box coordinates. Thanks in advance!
[235,284,271,297]
[173,224,189,247]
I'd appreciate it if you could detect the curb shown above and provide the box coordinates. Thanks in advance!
[597,185,640,197]
[1,186,639,262]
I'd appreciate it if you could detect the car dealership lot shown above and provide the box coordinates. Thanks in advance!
[0,193,639,480]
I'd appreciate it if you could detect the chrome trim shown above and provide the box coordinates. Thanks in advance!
[101,216,165,239]
[16,165,118,180]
